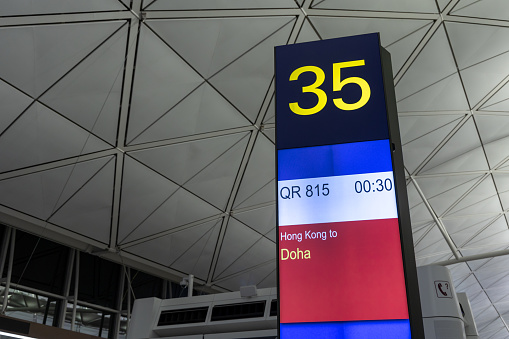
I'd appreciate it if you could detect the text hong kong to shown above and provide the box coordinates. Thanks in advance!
[280,229,338,242]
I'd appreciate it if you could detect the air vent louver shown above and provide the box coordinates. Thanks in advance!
[211,301,266,321]
[270,299,277,317]
[158,307,208,326]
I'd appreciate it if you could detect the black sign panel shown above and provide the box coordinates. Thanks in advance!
[275,33,390,150]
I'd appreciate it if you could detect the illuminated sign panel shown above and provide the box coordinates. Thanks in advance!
[275,34,423,339]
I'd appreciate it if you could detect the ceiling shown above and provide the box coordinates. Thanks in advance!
[1,0,509,337]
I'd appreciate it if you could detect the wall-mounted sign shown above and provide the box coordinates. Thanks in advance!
[434,281,452,299]
[275,33,424,339]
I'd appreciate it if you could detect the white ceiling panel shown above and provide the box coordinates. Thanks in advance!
[418,174,483,217]
[446,22,509,70]
[212,218,272,279]
[460,53,509,109]
[262,94,275,124]
[216,232,275,280]
[446,176,502,217]
[484,137,509,168]
[422,145,488,175]
[409,202,435,226]
[445,21,509,107]
[468,288,492,312]
[413,223,433,244]
[474,114,509,168]
[0,103,110,173]
[148,17,295,78]
[233,204,276,236]
[48,158,115,243]
[213,261,275,292]
[209,18,295,122]
[309,16,432,47]
[0,156,113,221]
[402,116,463,174]
[124,219,221,279]
[308,16,433,74]
[127,24,204,144]
[414,225,453,259]
[0,21,124,98]
[416,173,481,203]
[182,136,249,210]
[145,0,298,10]
[461,246,509,270]
[132,83,251,144]
[119,156,180,243]
[295,18,321,44]
[463,217,509,249]
[477,273,509,294]
[40,25,128,145]
[480,82,509,111]
[397,73,469,112]
[256,269,276,289]
[456,273,485,298]
[476,306,504,333]
[476,256,509,277]
[130,133,249,210]
[262,128,275,143]
[484,327,509,339]
[399,112,459,145]
[121,184,221,243]
[170,221,222,280]
[481,273,509,295]
[234,135,275,209]
[493,173,509,209]
[0,80,33,135]
[437,0,453,12]
[311,0,438,13]
[0,0,125,16]
[130,133,247,185]
[448,262,472,285]
[119,158,221,243]
[443,214,498,247]
[407,180,424,209]
[451,0,509,22]
[500,159,509,170]
[234,179,275,210]
[476,114,509,144]
[396,27,457,103]
[420,118,488,174]
[406,182,434,225]
[386,23,432,75]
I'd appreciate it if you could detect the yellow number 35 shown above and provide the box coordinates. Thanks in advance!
[288,60,371,115]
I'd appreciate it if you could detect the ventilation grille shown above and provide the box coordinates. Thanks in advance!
[158,307,208,326]
[270,299,277,317]
[211,301,266,321]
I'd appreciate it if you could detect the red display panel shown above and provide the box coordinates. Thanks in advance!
[279,219,408,324]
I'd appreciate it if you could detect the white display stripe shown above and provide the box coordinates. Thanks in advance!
[278,171,398,226]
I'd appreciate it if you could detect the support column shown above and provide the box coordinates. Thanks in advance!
[111,265,126,339]
[0,227,12,282]
[1,229,15,314]
[71,251,80,331]
[58,248,75,328]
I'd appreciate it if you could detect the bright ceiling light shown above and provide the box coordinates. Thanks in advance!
[0,330,37,339]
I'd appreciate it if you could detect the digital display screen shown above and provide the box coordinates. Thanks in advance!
[275,33,420,338]
[278,140,410,338]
